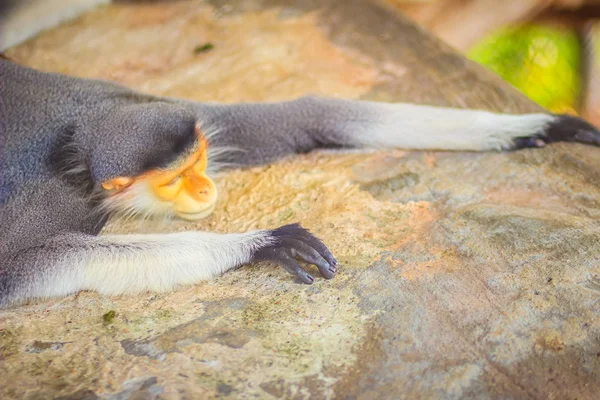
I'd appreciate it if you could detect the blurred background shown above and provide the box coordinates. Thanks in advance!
[390,0,600,125]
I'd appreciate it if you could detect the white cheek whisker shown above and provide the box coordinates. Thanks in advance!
[198,122,246,174]
[100,181,160,222]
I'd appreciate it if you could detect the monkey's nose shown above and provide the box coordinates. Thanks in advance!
[185,174,217,203]
[174,181,218,221]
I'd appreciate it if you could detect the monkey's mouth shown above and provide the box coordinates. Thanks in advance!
[175,203,216,221]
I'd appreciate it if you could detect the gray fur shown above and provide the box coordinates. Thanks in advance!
[1,59,598,307]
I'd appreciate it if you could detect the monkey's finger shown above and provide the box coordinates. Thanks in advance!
[574,130,600,145]
[513,115,600,149]
[282,238,336,279]
[273,223,337,267]
[545,115,600,146]
[261,248,314,284]
[279,256,315,284]
[299,234,337,269]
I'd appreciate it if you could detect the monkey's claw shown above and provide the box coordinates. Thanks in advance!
[513,114,600,149]
[254,223,337,283]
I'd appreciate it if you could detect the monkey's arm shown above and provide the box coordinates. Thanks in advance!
[194,97,600,170]
[0,224,336,306]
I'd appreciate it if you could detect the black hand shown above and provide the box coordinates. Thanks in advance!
[514,114,600,149]
[253,223,337,284]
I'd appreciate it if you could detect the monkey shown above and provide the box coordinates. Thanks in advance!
[1,57,599,307]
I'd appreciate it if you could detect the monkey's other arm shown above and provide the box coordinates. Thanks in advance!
[192,97,600,170]
[1,59,599,307]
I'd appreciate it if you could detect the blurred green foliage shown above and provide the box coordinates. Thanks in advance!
[468,24,581,114]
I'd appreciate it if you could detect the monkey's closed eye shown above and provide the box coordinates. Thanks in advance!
[163,175,181,187]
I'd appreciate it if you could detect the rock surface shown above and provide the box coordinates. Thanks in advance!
[1,0,599,399]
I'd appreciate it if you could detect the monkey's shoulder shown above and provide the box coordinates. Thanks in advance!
[0,176,106,253]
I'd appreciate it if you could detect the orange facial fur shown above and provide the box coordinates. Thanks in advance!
[101,135,218,221]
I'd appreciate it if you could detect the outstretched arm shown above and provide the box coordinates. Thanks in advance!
[0,224,336,307]
[192,96,600,171]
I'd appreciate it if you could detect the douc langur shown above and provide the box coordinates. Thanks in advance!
[1,56,599,307]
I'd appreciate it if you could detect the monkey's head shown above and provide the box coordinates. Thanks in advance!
[101,135,217,221]
[91,103,218,221]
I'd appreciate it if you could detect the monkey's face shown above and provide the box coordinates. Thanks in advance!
[101,137,218,221]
